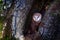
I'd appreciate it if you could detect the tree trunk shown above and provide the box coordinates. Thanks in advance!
[39,0,60,40]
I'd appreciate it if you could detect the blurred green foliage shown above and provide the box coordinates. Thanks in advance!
[0,23,3,31]
[0,16,4,39]
[0,0,2,3]
[0,0,3,13]
[0,16,5,22]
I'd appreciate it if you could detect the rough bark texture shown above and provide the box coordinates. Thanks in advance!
[39,0,60,40]
[3,0,34,40]
[11,0,34,40]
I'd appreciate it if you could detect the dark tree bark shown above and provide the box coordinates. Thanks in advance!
[39,0,60,40]
[3,0,34,40]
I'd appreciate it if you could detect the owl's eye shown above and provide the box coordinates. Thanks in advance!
[33,13,42,23]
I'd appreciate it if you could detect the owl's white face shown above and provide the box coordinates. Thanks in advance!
[33,13,42,23]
